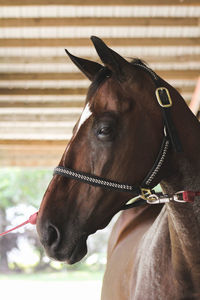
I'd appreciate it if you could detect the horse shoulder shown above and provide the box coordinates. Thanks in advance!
[102,204,163,300]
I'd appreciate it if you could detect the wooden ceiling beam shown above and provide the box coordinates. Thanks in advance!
[0,86,195,95]
[0,87,87,95]
[1,37,199,47]
[0,73,85,80]
[1,17,199,27]
[0,157,60,167]
[0,113,80,122]
[1,125,73,135]
[0,70,199,81]
[0,100,84,108]
[0,0,199,5]
[1,55,200,64]
[176,86,195,94]
[156,70,200,80]
[0,95,193,108]
[0,139,67,146]
[0,143,67,167]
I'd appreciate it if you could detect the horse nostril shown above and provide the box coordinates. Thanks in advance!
[47,224,60,248]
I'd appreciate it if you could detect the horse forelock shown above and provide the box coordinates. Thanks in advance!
[87,67,112,100]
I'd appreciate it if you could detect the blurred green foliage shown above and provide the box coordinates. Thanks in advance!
[0,168,52,209]
[0,168,110,274]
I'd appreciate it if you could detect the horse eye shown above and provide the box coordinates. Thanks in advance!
[97,126,113,140]
[98,127,111,135]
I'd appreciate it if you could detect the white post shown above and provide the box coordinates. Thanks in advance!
[189,76,200,117]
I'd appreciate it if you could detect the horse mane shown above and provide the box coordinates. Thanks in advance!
[130,58,148,67]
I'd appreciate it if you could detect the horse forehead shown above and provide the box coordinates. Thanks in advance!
[100,79,121,97]
[92,79,123,109]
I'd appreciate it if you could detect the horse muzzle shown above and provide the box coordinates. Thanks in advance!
[36,218,88,264]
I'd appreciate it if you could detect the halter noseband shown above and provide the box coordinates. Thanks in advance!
[53,63,183,210]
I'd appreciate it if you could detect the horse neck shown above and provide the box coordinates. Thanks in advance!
[159,92,200,290]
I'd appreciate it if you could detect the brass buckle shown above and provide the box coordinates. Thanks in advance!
[155,87,172,108]
[140,188,152,201]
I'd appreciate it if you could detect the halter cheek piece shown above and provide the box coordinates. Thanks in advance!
[53,63,183,210]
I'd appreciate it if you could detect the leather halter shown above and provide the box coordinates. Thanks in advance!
[53,63,183,210]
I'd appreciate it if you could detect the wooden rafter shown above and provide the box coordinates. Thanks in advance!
[1,55,200,64]
[0,88,87,95]
[0,70,199,81]
[1,38,199,47]
[0,100,84,108]
[0,86,195,96]
[0,142,67,167]
[0,17,199,27]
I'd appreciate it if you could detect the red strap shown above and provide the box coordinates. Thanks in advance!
[0,212,38,237]
[181,191,200,203]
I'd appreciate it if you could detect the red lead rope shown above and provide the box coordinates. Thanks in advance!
[0,212,38,237]
[0,190,200,237]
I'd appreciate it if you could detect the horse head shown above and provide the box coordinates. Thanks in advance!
[36,36,181,264]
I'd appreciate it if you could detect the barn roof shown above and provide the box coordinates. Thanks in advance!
[0,0,200,166]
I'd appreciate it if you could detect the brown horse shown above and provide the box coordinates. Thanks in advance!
[36,37,200,299]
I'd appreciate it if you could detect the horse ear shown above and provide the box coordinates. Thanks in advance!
[65,49,103,81]
[91,36,130,80]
